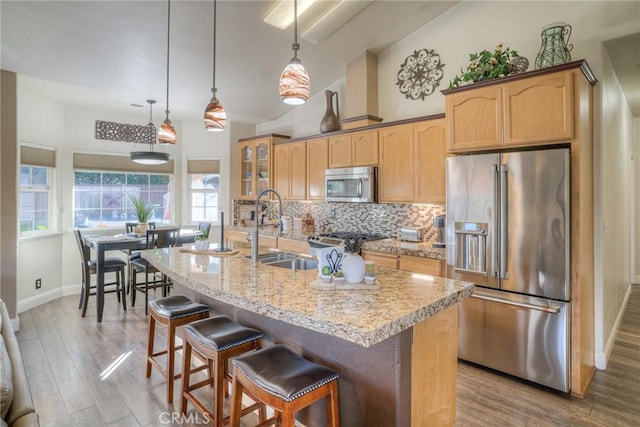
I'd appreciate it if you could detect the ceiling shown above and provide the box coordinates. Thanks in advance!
[2,1,638,124]
[0,0,459,124]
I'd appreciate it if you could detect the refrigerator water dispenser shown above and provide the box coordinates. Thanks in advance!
[454,221,488,275]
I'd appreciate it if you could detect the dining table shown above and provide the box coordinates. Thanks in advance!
[83,228,203,322]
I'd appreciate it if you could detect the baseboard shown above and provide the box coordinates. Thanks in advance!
[17,283,81,314]
[595,283,633,369]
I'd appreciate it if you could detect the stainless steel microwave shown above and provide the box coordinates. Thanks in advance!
[325,166,377,203]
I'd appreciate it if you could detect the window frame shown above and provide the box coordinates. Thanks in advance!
[19,165,54,237]
[187,172,220,225]
[72,169,174,230]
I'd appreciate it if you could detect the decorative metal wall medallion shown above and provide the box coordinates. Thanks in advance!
[396,48,444,100]
[95,120,156,144]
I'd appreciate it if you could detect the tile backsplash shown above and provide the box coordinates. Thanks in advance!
[234,200,445,242]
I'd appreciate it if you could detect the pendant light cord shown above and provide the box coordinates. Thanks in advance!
[212,0,216,94]
[165,0,171,118]
[292,0,299,59]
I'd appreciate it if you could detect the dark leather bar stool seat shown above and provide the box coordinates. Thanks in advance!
[180,316,265,427]
[147,295,210,404]
[229,344,340,427]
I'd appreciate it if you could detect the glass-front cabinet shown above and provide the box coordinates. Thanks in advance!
[237,134,290,200]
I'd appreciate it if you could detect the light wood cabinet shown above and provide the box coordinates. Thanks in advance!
[415,119,446,203]
[277,237,310,255]
[306,138,328,200]
[399,255,443,277]
[225,229,277,249]
[378,123,415,202]
[446,69,574,152]
[273,141,306,200]
[446,86,502,152]
[237,134,289,200]
[378,118,446,204]
[503,72,573,146]
[328,129,378,168]
[361,250,398,270]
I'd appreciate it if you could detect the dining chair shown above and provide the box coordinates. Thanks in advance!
[73,229,127,317]
[130,227,180,315]
[124,221,157,294]
[126,221,157,233]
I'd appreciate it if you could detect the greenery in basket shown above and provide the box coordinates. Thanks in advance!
[448,43,520,89]
[343,236,364,254]
[333,271,344,279]
[128,194,152,223]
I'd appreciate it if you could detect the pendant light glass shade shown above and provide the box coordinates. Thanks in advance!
[159,0,177,145]
[131,100,170,165]
[279,0,310,105]
[158,117,177,144]
[204,90,227,131]
[279,59,310,105]
[203,0,226,131]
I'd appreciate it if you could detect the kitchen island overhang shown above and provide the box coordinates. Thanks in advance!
[142,247,474,426]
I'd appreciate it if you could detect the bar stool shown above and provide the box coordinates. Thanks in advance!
[229,344,340,427]
[147,295,210,404]
[180,315,265,427]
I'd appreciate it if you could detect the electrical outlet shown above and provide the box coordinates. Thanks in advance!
[35,278,42,289]
[329,209,336,219]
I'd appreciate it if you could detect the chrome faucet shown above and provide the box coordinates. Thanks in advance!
[251,188,283,264]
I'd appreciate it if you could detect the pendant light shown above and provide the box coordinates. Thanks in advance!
[158,0,177,144]
[278,0,310,105]
[130,100,170,165]
[204,0,227,131]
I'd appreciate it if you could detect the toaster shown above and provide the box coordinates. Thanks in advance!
[399,227,425,242]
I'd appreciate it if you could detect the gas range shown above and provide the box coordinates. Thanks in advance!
[307,231,388,249]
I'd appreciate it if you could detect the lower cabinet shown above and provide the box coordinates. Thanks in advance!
[361,250,399,269]
[277,238,311,255]
[362,251,443,276]
[225,230,277,249]
[399,255,443,277]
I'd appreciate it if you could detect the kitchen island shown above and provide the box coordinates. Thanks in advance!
[142,246,473,426]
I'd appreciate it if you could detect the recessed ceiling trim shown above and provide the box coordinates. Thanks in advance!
[301,1,373,44]
[264,0,317,29]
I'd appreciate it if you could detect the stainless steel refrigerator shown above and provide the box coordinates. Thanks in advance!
[446,148,571,392]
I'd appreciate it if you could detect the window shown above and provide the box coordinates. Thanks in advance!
[73,171,172,228]
[19,165,51,235]
[19,145,56,237]
[187,159,221,224]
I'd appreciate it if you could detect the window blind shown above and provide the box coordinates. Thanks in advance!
[20,146,56,167]
[73,152,174,173]
[187,159,220,174]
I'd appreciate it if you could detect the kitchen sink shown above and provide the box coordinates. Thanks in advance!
[243,252,296,263]
[264,257,318,271]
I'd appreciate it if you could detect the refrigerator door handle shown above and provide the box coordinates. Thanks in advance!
[499,164,509,279]
[471,293,561,314]
[492,165,500,278]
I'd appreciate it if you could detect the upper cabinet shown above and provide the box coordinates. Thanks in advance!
[328,129,378,168]
[378,123,415,203]
[415,118,446,203]
[274,141,307,200]
[306,137,328,200]
[446,69,574,152]
[378,118,446,204]
[237,134,289,200]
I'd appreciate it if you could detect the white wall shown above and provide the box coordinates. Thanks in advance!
[255,1,640,370]
[593,48,635,368]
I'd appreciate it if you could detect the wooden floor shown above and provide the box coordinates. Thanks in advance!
[15,285,639,427]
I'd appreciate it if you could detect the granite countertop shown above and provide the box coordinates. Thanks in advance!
[227,226,446,260]
[142,246,473,348]
[362,239,447,260]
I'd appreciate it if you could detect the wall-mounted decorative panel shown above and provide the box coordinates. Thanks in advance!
[95,120,155,144]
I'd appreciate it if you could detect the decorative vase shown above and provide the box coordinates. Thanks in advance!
[138,222,148,234]
[194,240,209,251]
[320,90,341,133]
[342,253,365,283]
[534,22,573,70]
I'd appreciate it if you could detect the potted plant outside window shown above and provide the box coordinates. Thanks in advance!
[128,194,152,233]
[194,228,210,251]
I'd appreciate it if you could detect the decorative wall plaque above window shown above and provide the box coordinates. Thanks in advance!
[95,120,155,144]
[396,48,445,100]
